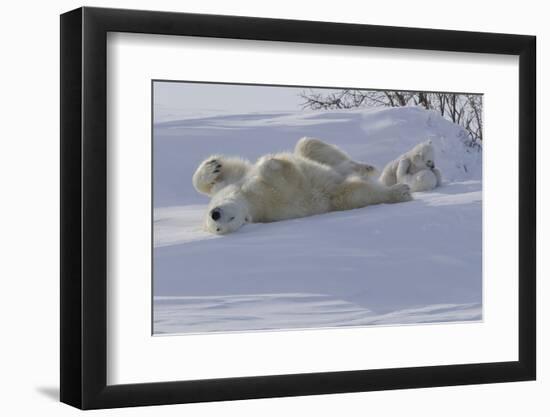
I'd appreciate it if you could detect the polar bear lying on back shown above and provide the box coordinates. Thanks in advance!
[379,140,442,192]
[192,138,412,235]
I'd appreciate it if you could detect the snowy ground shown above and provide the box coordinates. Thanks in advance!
[153,106,482,334]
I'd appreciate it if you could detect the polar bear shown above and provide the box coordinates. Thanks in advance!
[192,137,412,234]
[379,140,442,192]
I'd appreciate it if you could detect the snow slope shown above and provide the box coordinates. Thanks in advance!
[153,106,482,334]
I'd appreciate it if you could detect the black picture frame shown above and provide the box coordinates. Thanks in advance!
[60,6,536,410]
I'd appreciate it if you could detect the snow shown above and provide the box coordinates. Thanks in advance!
[154,294,481,335]
[153,106,482,334]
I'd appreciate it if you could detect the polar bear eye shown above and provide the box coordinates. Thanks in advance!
[229,216,235,221]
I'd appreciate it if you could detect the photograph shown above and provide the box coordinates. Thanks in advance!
[152,81,483,335]
[55,4,538,411]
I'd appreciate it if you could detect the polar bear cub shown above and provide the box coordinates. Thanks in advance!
[379,140,442,192]
[192,137,412,235]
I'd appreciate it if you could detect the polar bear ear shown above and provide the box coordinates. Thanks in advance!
[426,139,432,145]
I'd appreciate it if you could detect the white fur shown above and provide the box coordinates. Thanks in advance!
[379,140,442,192]
[193,137,412,235]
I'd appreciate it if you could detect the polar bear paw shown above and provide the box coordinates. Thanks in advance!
[389,183,413,203]
[201,158,224,184]
[192,157,226,195]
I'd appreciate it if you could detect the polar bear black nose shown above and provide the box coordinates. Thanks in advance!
[210,208,221,221]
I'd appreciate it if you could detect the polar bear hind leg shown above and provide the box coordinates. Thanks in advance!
[405,170,438,192]
[295,137,377,178]
[330,178,411,211]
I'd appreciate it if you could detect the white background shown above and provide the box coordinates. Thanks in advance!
[0,0,546,416]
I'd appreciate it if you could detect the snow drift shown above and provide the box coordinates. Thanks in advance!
[153,106,483,334]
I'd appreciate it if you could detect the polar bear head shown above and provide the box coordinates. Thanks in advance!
[409,140,436,171]
[204,185,251,235]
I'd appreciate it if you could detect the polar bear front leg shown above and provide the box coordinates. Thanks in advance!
[395,158,411,183]
[432,167,442,186]
[379,161,398,186]
[192,156,251,196]
[295,137,377,178]
[256,156,302,187]
[192,157,223,195]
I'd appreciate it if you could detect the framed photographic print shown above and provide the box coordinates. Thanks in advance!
[60,6,536,409]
